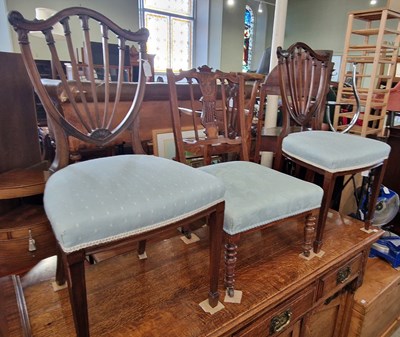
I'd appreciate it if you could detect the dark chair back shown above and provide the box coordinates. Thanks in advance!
[8,7,149,172]
[167,65,262,165]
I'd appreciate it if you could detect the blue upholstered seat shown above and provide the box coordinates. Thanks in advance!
[44,155,225,253]
[282,131,391,173]
[199,161,324,235]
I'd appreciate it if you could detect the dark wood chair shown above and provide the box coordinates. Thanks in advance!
[9,8,225,336]
[167,66,324,298]
[261,42,391,254]
[167,65,263,165]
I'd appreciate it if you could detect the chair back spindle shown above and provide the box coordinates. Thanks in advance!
[277,42,333,133]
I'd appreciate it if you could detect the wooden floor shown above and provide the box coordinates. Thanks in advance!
[3,211,382,337]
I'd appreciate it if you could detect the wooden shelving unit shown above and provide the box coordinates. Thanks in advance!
[333,7,400,137]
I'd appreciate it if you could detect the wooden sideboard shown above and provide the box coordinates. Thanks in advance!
[0,52,57,278]
[0,52,42,173]
[4,210,381,337]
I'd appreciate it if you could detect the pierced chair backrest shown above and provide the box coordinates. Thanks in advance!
[8,7,149,172]
[167,65,262,165]
[277,42,333,133]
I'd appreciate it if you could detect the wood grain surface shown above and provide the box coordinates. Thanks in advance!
[7,211,382,337]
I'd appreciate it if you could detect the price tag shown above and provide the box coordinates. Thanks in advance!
[143,60,152,77]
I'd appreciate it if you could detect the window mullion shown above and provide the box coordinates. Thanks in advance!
[168,16,172,69]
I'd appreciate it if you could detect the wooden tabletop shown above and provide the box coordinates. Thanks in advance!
[0,169,48,200]
[11,210,382,337]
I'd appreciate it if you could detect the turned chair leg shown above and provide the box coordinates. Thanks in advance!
[224,234,240,298]
[303,214,316,257]
[208,203,224,307]
[66,251,89,337]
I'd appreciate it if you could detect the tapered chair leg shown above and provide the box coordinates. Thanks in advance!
[208,202,225,307]
[314,172,336,254]
[137,240,146,256]
[55,247,66,286]
[66,251,89,337]
[364,161,387,230]
[180,227,192,240]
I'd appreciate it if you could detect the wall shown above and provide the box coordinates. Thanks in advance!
[194,0,210,67]
[208,0,224,70]
[4,0,270,73]
[250,2,275,72]
[220,1,247,72]
[207,0,274,72]
[0,0,12,52]
[5,0,139,60]
[3,0,391,72]
[285,0,390,53]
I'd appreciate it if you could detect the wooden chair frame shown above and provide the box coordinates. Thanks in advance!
[167,65,263,165]
[264,42,388,253]
[9,8,225,337]
[168,66,323,297]
[9,7,149,172]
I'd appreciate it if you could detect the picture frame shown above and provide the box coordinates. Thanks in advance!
[152,127,197,159]
[152,127,221,167]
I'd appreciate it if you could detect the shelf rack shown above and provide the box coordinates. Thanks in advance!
[333,8,400,137]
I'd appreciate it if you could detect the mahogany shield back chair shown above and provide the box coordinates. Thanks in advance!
[168,67,324,298]
[267,42,391,254]
[9,8,226,336]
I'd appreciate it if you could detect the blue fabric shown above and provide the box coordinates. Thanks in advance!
[44,155,225,252]
[283,131,391,172]
[199,161,323,235]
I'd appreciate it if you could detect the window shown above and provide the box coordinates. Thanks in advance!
[243,5,254,72]
[140,0,194,73]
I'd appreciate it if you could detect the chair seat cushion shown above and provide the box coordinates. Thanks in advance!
[44,155,225,253]
[199,161,323,235]
[282,131,391,172]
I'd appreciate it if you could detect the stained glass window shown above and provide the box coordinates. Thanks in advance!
[243,5,254,72]
[142,0,194,73]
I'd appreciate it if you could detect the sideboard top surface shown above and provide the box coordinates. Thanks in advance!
[16,211,381,337]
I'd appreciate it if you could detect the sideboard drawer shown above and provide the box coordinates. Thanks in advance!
[318,253,363,300]
[0,204,57,276]
[233,286,315,337]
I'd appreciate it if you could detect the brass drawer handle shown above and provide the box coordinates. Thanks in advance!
[269,309,292,335]
[337,266,351,284]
